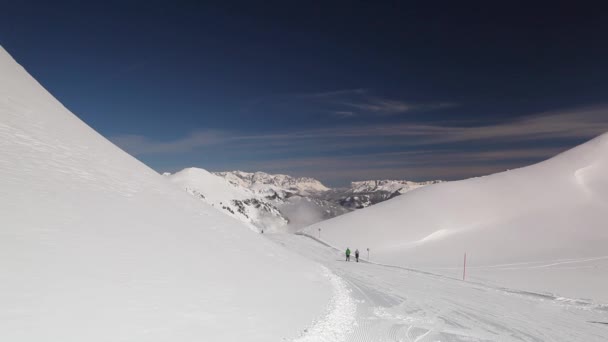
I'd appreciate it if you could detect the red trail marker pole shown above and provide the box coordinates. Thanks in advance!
[463,252,467,281]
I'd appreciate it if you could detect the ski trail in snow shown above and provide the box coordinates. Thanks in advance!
[429,255,608,270]
[524,255,608,269]
[269,233,608,342]
[294,266,357,342]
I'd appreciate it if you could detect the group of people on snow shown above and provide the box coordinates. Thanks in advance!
[345,247,360,262]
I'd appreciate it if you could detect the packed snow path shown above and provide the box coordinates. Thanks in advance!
[269,233,608,342]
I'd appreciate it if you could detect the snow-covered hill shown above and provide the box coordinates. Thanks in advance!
[304,133,608,303]
[165,168,287,231]
[0,46,333,341]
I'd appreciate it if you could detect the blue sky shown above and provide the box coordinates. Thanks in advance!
[2,1,608,186]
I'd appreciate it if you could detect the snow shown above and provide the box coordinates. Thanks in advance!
[168,168,255,203]
[350,179,442,194]
[269,233,608,341]
[304,133,608,304]
[0,46,333,341]
[215,170,330,197]
[292,266,357,342]
[165,168,288,231]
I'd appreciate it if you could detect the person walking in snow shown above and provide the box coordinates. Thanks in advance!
[355,249,360,262]
[345,248,351,262]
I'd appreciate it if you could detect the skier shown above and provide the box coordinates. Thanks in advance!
[355,249,360,262]
[345,247,351,262]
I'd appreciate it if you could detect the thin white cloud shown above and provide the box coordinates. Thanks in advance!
[341,98,413,114]
[331,111,357,118]
[245,88,456,117]
[110,105,608,183]
[298,88,368,99]
[237,105,608,144]
[111,130,229,155]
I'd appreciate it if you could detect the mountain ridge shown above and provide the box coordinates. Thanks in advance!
[165,167,443,231]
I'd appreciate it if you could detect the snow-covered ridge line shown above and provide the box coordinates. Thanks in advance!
[350,179,443,194]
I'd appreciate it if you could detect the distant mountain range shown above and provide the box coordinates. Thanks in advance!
[164,169,442,232]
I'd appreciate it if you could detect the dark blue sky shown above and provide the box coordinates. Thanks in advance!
[2,1,608,186]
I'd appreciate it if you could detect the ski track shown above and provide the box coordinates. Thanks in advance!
[293,266,356,342]
[270,234,608,342]
[422,255,608,271]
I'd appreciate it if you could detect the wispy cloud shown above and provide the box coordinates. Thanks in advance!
[299,88,368,99]
[340,98,413,114]
[331,111,356,118]
[110,105,608,183]
[112,105,608,156]
[245,88,455,118]
[310,89,455,116]
[111,130,228,155]
[239,105,608,145]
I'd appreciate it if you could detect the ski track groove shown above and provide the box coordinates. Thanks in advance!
[293,266,357,342]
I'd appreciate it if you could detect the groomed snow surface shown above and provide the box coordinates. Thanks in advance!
[2,43,608,341]
[271,233,608,341]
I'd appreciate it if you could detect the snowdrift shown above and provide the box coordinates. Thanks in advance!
[305,133,608,302]
[0,46,331,341]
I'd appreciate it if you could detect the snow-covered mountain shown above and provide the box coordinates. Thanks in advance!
[350,179,443,194]
[326,179,443,209]
[304,133,608,303]
[215,170,329,198]
[0,46,333,341]
[166,168,441,231]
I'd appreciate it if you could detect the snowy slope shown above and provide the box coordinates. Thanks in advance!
[305,133,608,303]
[166,168,287,231]
[0,46,332,341]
